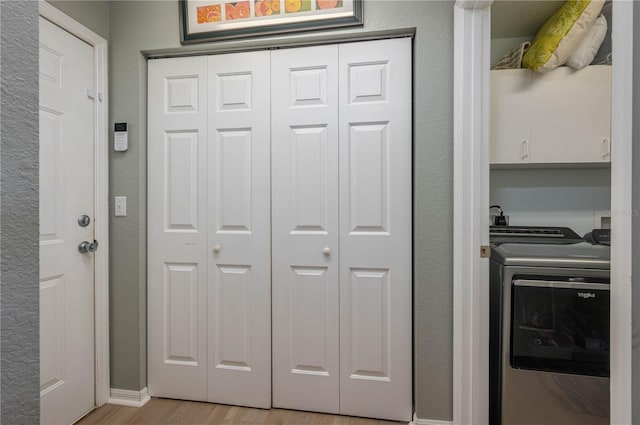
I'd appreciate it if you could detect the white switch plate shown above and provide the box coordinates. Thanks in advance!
[115,196,127,217]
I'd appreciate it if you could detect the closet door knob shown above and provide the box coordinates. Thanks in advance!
[323,247,331,256]
[212,244,221,254]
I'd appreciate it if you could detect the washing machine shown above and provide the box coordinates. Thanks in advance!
[489,226,610,425]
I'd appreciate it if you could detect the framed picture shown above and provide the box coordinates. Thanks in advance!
[179,0,363,43]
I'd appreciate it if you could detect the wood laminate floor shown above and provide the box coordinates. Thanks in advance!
[76,399,408,425]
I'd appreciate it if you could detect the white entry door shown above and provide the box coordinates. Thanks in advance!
[39,16,96,425]
[148,52,271,408]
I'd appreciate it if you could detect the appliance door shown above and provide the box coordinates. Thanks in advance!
[511,279,610,377]
[502,277,610,425]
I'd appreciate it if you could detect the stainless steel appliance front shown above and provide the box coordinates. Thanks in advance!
[490,241,610,425]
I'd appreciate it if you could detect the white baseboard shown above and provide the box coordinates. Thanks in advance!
[410,413,454,425]
[108,387,151,407]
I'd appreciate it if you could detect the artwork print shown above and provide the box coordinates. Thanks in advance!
[180,0,362,43]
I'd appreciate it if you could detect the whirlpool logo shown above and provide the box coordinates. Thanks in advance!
[578,292,596,299]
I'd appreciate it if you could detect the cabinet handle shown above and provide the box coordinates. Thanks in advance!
[323,247,331,256]
[603,138,611,158]
[521,140,529,160]
[212,244,221,254]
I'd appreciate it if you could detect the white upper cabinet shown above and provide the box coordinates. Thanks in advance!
[490,65,611,165]
[490,69,532,164]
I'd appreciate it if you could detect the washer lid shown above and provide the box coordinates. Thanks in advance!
[491,242,610,269]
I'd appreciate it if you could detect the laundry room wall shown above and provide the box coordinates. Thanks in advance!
[490,168,611,236]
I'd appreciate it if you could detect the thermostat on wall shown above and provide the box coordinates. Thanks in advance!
[114,122,128,152]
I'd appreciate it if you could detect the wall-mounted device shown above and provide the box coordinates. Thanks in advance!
[114,122,128,152]
[490,205,509,226]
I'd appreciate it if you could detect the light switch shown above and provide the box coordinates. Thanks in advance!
[115,196,127,217]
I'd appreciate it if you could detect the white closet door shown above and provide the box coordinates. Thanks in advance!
[338,38,413,421]
[206,51,271,408]
[148,57,209,401]
[271,45,340,413]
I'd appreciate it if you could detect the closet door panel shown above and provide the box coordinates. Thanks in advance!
[272,45,340,414]
[338,38,413,422]
[207,51,271,408]
[148,57,209,401]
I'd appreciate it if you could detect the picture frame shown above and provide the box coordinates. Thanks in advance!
[179,0,363,44]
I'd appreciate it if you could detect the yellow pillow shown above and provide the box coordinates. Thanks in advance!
[522,0,605,73]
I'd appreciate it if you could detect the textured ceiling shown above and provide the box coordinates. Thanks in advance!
[491,1,564,39]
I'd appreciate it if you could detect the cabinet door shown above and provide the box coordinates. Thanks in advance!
[207,51,271,408]
[490,70,532,164]
[338,38,413,422]
[271,45,340,414]
[530,66,611,163]
[148,56,209,401]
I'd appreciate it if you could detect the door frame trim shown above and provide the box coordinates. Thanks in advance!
[453,1,634,424]
[452,2,491,424]
[609,2,634,423]
[39,2,110,408]
[143,27,416,59]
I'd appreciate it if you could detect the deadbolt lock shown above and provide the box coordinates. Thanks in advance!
[78,215,91,227]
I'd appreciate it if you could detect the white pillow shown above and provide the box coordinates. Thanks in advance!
[567,14,608,70]
[522,0,605,73]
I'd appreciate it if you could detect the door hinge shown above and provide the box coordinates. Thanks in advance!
[480,245,491,258]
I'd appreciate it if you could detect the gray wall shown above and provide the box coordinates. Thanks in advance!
[47,0,110,40]
[0,1,40,424]
[633,3,640,424]
[108,0,454,420]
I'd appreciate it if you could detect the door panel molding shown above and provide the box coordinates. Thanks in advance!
[39,2,110,409]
